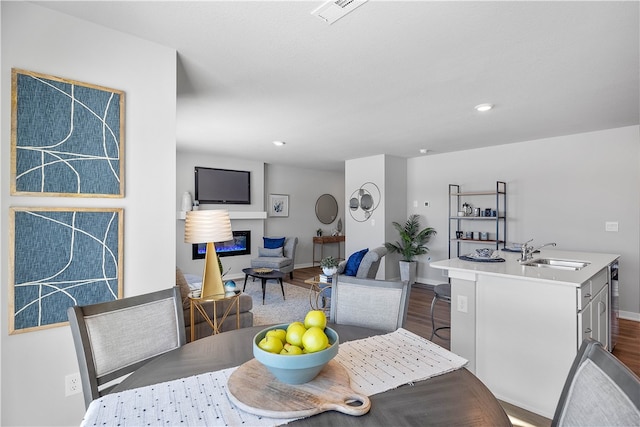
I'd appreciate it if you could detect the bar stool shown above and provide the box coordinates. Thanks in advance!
[430,283,451,340]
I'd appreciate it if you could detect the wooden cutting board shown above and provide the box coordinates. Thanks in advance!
[226,359,371,418]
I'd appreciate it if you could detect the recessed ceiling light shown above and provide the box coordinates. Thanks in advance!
[272,141,286,146]
[474,103,494,112]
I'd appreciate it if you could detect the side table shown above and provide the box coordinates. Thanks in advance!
[188,290,241,342]
[312,235,345,266]
[304,276,332,313]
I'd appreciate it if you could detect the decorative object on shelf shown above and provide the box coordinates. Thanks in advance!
[316,228,323,237]
[337,218,343,233]
[9,207,123,333]
[269,194,289,217]
[315,194,338,224]
[479,232,489,240]
[224,280,237,295]
[181,192,193,212]
[11,69,125,197]
[192,200,200,211]
[384,214,436,285]
[349,182,380,222]
[320,256,339,276]
[184,210,233,299]
[462,203,472,216]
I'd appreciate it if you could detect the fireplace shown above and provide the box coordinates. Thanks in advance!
[192,230,251,259]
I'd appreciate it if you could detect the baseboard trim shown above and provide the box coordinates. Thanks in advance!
[619,311,640,322]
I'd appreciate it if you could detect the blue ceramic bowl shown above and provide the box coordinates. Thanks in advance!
[253,324,339,384]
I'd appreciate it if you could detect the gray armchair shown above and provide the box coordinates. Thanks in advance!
[251,236,298,279]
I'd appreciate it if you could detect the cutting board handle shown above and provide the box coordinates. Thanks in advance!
[321,392,371,416]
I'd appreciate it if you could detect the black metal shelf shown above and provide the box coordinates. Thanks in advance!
[449,181,507,259]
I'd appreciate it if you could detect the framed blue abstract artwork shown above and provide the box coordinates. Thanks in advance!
[9,207,124,334]
[11,69,125,197]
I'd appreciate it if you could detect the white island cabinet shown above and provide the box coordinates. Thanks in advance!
[430,249,619,419]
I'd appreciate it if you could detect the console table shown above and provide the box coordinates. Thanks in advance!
[312,235,345,266]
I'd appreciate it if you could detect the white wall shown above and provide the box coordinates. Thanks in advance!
[345,155,407,279]
[406,126,640,318]
[1,3,177,425]
[264,163,345,266]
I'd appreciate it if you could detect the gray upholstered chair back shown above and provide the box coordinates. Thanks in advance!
[330,275,410,332]
[67,287,186,408]
[551,338,640,426]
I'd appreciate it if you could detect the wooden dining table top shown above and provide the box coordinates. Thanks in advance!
[113,324,511,426]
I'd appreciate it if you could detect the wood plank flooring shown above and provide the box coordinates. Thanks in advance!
[289,266,640,427]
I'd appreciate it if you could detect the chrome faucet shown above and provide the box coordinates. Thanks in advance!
[520,240,557,262]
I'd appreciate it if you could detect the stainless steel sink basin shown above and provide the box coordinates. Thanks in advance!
[522,258,590,271]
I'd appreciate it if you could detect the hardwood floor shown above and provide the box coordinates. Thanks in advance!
[290,266,640,427]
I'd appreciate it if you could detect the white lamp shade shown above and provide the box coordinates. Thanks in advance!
[184,210,233,243]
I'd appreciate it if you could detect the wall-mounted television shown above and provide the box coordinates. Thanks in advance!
[195,167,251,204]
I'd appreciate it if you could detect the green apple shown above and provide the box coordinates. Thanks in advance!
[304,310,327,329]
[258,336,284,354]
[285,323,307,347]
[280,343,303,355]
[266,328,287,344]
[301,326,329,353]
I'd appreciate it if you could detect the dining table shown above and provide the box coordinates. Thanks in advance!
[96,324,511,426]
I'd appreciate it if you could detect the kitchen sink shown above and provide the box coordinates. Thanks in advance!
[522,258,590,271]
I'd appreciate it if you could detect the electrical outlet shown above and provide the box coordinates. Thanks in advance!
[424,201,430,207]
[457,295,468,313]
[65,373,82,397]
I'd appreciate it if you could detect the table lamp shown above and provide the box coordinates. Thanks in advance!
[184,210,233,299]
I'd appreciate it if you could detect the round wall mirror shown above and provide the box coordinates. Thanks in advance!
[315,194,338,224]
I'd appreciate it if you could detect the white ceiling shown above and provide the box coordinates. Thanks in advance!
[35,1,639,171]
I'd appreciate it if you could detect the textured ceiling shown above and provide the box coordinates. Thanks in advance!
[35,1,640,171]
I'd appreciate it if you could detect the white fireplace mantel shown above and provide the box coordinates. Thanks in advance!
[177,211,267,220]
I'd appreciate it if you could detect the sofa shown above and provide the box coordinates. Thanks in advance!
[337,246,388,279]
[250,236,298,279]
[176,268,253,342]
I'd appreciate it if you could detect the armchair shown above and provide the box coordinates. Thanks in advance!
[251,236,298,279]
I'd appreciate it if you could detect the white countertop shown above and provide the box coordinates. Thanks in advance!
[430,249,619,287]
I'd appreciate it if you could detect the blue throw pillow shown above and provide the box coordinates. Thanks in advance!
[263,237,285,249]
[344,248,369,276]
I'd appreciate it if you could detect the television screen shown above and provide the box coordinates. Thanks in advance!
[195,167,250,204]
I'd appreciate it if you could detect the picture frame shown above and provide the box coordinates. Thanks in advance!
[269,194,289,217]
[11,68,125,197]
[8,207,124,334]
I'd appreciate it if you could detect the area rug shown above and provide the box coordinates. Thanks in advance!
[242,281,312,326]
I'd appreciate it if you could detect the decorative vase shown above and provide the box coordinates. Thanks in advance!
[399,261,417,285]
[224,280,237,293]
[322,267,337,276]
[181,192,192,212]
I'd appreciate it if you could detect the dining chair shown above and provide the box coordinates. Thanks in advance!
[551,338,640,427]
[67,286,186,408]
[329,275,410,332]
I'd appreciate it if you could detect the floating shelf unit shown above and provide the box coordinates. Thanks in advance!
[449,181,506,259]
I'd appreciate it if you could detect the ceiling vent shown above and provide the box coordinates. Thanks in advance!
[311,0,369,25]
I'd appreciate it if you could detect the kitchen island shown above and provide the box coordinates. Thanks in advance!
[431,249,619,418]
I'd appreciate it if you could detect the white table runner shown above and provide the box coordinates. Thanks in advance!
[81,328,467,426]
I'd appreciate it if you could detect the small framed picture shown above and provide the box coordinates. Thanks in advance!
[269,194,289,217]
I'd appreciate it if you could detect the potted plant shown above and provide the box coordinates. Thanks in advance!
[320,256,339,276]
[384,214,436,284]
